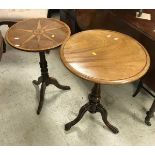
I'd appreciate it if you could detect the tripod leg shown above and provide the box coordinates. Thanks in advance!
[3,39,6,53]
[133,80,142,97]
[37,82,46,115]
[65,103,90,131]
[33,76,42,86]
[48,77,70,90]
[145,99,155,126]
[96,104,119,134]
[45,50,50,54]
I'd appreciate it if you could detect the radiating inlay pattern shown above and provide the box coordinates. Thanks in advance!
[6,18,71,51]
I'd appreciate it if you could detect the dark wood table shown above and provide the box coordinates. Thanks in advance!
[6,18,71,114]
[110,10,155,126]
[60,29,150,134]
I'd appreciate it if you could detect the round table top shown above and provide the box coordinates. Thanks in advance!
[6,18,71,52]
[60,30,150,84]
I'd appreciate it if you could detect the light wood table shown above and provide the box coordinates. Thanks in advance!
[6,18,71,114]
[60,29,150,134]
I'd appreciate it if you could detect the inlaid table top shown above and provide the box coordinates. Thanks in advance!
[6,18,71,52]
[60,30,150,84]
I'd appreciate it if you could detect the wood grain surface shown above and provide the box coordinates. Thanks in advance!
[6,18,71,52]
[60,29,150,84]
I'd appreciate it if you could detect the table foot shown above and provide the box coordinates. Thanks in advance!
[37,82,46,115]
[33,76,70,114]
[145,112,152,126]
[48,77,70,90]
[32,76,42,86]
[65,83,119,134]
[96,104,119,134]
[132,80,155,126]
[65,103,90,131]
[145,99,155,126]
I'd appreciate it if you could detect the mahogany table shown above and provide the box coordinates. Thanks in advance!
[60,29,150,134]
[110,10,155,126]
[6,18,71,115]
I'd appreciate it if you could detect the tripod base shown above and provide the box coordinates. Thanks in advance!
[33,76,70,115]
[65,83,119,134]
[33,52,70,115]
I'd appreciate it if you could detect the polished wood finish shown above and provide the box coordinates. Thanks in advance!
[60,9,155,90]
[105,10,155,92]
[61,29,150,133]
[0,9,52,54]
[61,29,150,84]
[111,10,155,42]
[61,9,155,126]
[6,18,71,52]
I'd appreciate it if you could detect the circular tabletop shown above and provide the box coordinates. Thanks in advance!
[60,30,150,84]
[6,18,71,52]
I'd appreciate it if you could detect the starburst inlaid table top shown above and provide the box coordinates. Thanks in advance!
[6,18,71,51]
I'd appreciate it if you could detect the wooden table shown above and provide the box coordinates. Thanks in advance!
[60,29,150,134]
[6,18,71,114]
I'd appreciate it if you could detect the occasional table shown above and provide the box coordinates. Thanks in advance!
[60,30,150,134]
[6,18,71,114]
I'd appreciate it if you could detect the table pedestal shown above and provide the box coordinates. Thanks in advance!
[33,52,70,115]
[65,83,119,134]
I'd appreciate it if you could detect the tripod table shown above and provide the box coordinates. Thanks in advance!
[6,18,71,114]
[60,30,150,134]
